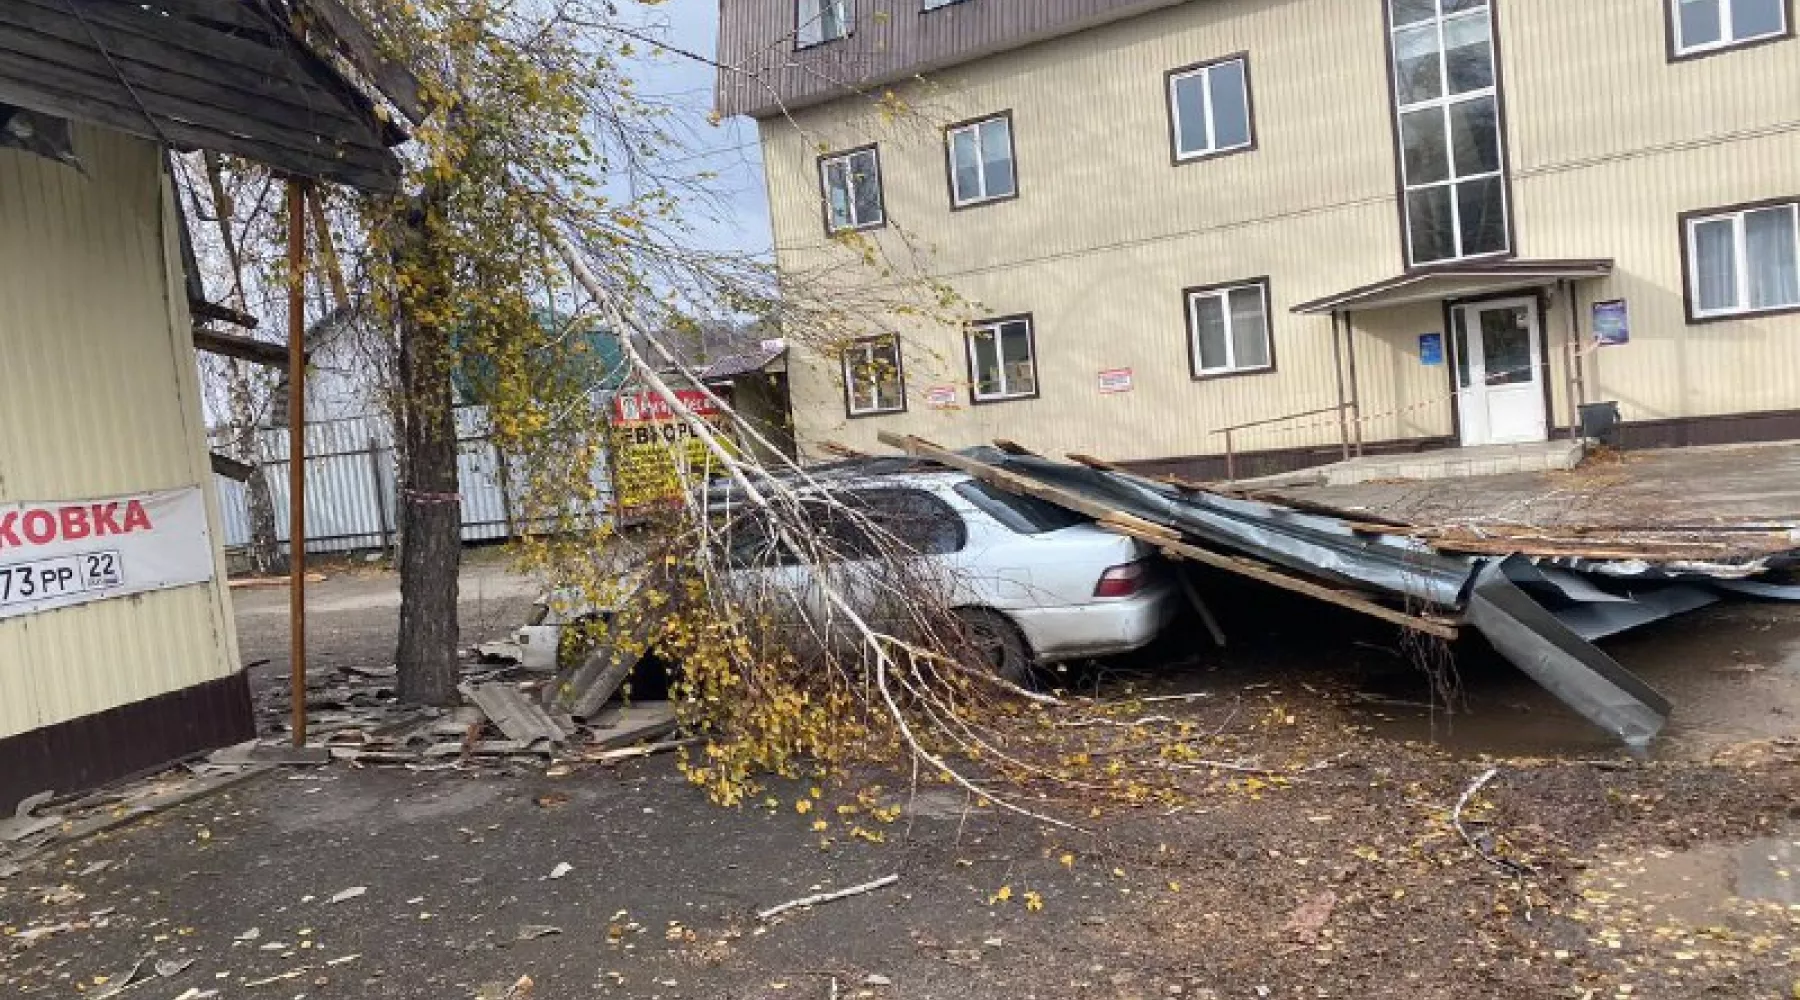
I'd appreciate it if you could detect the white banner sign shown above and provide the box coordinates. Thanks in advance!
[0,487,214,621]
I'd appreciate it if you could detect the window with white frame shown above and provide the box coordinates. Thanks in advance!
[819,146,884,232]
[1167,56,1253,162]
[966,316,1038,402]
[1389,0,1509,266]
[1671,0,1789,56]
[843,336,905,415]
[922,0,965,9]
[797,0,851,47]
[1686,200,1800,318]
[1186,280,1273,377]
[946,114,1016,207]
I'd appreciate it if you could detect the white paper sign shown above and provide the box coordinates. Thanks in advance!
[0,487,214,620]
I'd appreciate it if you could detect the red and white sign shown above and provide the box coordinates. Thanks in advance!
[611,389,722,425]
[925,385,959,409]
[0,487,214,621]
[1098,368,1135,394]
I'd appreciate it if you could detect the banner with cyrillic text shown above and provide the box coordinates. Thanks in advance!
[0,487,215,620]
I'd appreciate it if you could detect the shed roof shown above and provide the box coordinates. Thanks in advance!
[0,0,404,190]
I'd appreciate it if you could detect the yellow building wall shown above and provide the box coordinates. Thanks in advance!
[762,0,1800,460]
[0,125,240,740]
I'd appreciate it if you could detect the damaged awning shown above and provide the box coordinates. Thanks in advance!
[878,433,1800,747]
[1291,259,1615,315]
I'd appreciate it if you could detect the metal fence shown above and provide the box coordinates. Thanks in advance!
[214,408,612,555]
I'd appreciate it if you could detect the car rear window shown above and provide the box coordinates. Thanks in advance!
[954,479,1088,535]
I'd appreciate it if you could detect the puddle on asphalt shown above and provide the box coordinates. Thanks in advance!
[1352,603,1800,761]
[1586,835,1800,926]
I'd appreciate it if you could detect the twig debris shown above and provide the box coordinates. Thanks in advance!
[757,873,901,922]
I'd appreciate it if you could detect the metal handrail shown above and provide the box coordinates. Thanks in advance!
[1211,404,1357,481]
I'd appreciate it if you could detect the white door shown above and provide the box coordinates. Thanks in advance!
[1451,298,1548,446]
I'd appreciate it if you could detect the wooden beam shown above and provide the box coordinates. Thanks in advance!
[194,326,290,367]
[880,431,1460,641]
[210,451,255,482]
[190,298,259,330]
[297,0,427,125]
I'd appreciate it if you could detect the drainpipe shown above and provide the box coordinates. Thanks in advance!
[1330,310,1351,461]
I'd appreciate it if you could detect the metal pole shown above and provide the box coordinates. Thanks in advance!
[1224,428,1236,482]
[368,434,391,552]
[1344,310,1365,457]
[1563,279,1585,440]
[286,180,309,749]
[1330,310,1351,461]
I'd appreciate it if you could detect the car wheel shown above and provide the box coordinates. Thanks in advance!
[953,608,1033,685]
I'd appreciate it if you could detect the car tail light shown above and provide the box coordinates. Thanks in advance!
[1094,561,1147,598]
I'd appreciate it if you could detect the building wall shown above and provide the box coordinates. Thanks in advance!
[0,125,242,745]
[758,0,1800,463]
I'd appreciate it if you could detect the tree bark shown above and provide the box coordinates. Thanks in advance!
[392,193,462,706]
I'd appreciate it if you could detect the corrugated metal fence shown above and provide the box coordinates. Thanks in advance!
[215,407,612,555]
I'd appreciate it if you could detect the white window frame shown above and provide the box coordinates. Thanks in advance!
[818,146,884,233]
[965,316,1038,403]
[1186,281,1274,378]
[1167,56,1254,162]
[1685,200,1800,319]
[797,0,852,48]
[1390,0,1510,267]
[1671,0,1790,56]
[843,336,905,416]
[945,113,1017,208]
[922,0,965,9]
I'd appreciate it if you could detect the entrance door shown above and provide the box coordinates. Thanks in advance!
[1451,298,1548,446]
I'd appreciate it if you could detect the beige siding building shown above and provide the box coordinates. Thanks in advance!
[722,0,1800,477]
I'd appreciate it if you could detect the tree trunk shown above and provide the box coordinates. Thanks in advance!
[392,195,462,706]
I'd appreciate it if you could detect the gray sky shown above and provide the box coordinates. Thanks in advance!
[621,0,772,260]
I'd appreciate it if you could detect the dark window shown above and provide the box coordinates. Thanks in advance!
[1671,0,1788,55]
[1167,56,1254,162]
[954,480,1087,535]
[851,489,967,555]
[819,146,884,232]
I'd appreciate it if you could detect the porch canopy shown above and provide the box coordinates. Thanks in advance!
[1291,258,1615,316]
[1282,259,1615,464]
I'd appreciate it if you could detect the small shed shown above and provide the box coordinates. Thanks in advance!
[0,0,406,812]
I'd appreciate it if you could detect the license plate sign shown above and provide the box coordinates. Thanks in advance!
[0,551,123,608]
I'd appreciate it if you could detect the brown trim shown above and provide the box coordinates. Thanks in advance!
[1183,277,1279,381]
[1438,300,1465,444]
[1380,0,1519,271]
[816,143,889,237]
[1127,434,1460,484]
[1665,0,1796,62]
[1605,406,1800,449]
[963,312,1041,406]
[1163,52,1258,167]
[0,669,254,817]
[841,334,908,419]
[943,108,1020,211]
[1677,195,1800,324]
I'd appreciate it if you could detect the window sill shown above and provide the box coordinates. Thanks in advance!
[846,406,907,419]
[826,219,888,236]
[949,191,1019,213]
[1172,142,1256,168]
[969,390,1040,406]
[1687,302,1800,325]
[1670,30,1794,62]
[1190,365,1276,383]
[795,34,852,53]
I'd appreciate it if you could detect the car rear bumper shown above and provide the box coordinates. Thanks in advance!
[1009,581,1181,663]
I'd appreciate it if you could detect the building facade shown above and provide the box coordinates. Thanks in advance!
[720,0,1800,476]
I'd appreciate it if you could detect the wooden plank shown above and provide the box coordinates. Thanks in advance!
[0,69,398,190]
[0,8,377,134]
[880,432,1460,641]
[298,0,427,125]
[0,43,394,173]
[991,439,1037,456]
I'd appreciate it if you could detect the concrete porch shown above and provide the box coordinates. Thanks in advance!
[1240,439,1589,488]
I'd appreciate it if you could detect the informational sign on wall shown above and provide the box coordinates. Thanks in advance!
[925,385,959,409]
[1098,368,1135,394]
[608,389,733,518]
[1593,299,1630,346]
[1418,333,1445,366]
[0,487,215,621]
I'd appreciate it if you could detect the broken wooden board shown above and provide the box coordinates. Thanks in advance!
[585,703,678,750]
[460,683,568,745]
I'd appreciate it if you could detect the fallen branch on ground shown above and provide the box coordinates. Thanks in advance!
[1451,767,1535,876]
[1056,715,1176,729]
[757,873,901,921]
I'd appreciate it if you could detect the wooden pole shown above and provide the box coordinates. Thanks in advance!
[287,179,310,748]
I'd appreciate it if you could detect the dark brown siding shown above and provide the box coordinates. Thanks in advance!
[717,0,1191,118]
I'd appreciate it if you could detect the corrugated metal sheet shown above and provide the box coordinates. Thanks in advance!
[215,407,615,554]
[765,0,1800,463]
[0,125,239,740]
[717,0,1191,118]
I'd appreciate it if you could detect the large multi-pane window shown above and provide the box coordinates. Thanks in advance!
[1186,280,1274,378]
[797,0,851,47]
[965,316,1038,403]
[1389,0,1508,266]
[1671,0,1789,57]
[1166,56,1254,162]
[818,146,884,233]
[843,335,905,416]
[946,113,1017,207]
[1686,200,1800,319]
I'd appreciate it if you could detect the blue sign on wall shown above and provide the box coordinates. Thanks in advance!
[1593,299,1630,346]
[1418,332,1445,366]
